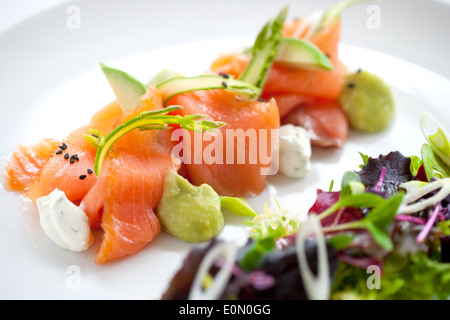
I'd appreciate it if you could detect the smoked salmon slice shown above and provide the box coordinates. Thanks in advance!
[167,89,279,197]
[3,101,123,203]
[210,22,344,115]
[210,21,348,148]
[81,86,180,263]
[281,99,348,148]
[27,101,123,203]
[3,138,61,193]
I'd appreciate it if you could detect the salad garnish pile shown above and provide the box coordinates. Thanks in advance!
[162,112,450,300]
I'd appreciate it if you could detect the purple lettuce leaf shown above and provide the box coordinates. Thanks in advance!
[357,151,413,197]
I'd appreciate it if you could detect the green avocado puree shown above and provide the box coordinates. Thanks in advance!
[156,169,224,242]
[339,70,394,133]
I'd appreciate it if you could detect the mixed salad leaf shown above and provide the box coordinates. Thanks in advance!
[357,151,413,197]
[162,112,450,300]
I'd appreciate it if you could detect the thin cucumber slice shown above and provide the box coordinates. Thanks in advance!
[275,38,333,71]
[156,75,261,105]
[100,63,146,111]
[148,68,184,86]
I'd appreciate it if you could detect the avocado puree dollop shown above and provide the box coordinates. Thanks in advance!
[339,70,394,133]
[156,169,224,242]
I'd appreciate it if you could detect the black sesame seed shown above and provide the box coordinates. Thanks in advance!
[59,143,68,150]
[79,175,87,180]
[70,155,80,164]
[91,134,98,138]
[221,81,228,88]
[64,153,69,160]
[219,72,230,79]
[357,68,362,74]
[69,154,79,163]
[56,150,63,155]
[257,98,265,102]
[347,82,355,89]
[326,53,331,58]
[87,169,93,175]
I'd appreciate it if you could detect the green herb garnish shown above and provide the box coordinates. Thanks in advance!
[240,201,302,270]
[327,233,356,251]
[421,143,450,180]
[316,192,385,221]
[93,106,226,175]
[340,170,364,198]
[358,152,369,169]
[332,251,450,300]
[420,111,450,169]
[438,220,450,236]
[321,192,404,251]
[83,129,104,149]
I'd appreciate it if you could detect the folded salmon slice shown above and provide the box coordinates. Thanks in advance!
[3,138,61,193]
[92,151,175,263]
[210,21,348,148]
[168,89,279,197]
[281,99,348,148]
[81,87,180,263]
[270,20,343,105]
[3,101,123,202]
[4,86,178,263]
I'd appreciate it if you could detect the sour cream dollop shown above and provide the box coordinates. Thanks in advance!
[36,189,93,252]
[275,124,312,179]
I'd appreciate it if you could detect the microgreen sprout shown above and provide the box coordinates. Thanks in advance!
[93,106,227,175]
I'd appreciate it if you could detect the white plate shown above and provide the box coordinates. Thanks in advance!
[1,0,450,299]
